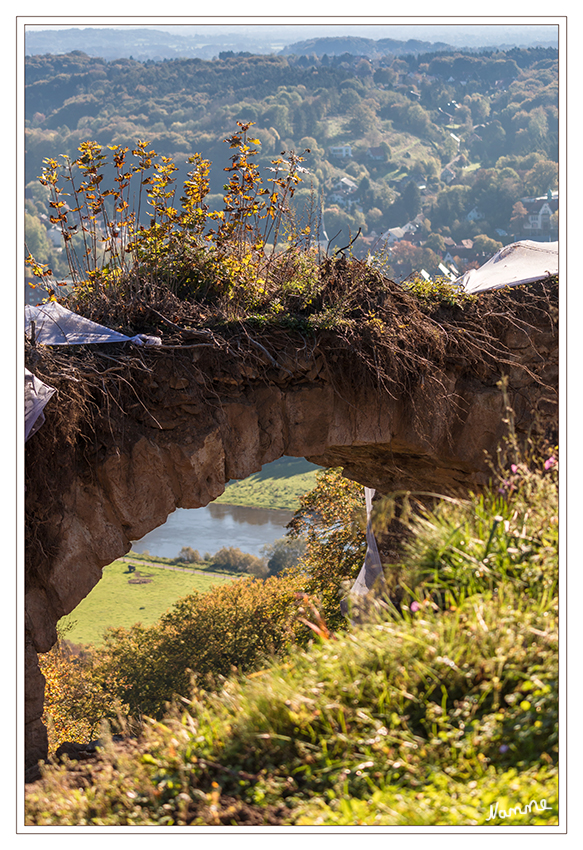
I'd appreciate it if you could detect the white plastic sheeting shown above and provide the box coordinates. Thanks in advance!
[24,302,161,438]
[25,301,161,347]
[455,240,558,294]
[25,368,56,441]
[342,487,388,616]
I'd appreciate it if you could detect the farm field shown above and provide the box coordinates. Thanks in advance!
[59,558,236,647]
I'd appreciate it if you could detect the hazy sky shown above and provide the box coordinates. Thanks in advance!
[24,20,559,53]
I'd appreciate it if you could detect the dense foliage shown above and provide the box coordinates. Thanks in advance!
[38,631,120,754]
[84,574,307,721]
[288,467,367,630]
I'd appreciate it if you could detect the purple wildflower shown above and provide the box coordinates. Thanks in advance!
[510,464,518,474]
[410,601,420,612]
[499,744,509,753]
[544,456,557,471]
[499,478,515,495]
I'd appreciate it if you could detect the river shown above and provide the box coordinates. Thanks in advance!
[130,502,296,560]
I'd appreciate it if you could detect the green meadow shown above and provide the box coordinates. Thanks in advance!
[59,559,236,647]
[215,456,321,510]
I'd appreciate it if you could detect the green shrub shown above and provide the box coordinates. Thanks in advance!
[402,275,474,306]
[210,546,266,576]
[177,547,200,564]
[85,571,308,720]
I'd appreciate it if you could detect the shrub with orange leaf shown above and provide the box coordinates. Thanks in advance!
[39,628,126,754]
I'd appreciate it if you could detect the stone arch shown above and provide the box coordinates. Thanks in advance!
[24,283,558,772]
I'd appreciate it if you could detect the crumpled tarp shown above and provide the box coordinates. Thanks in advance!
[25,368,56,441]
[455,240,558,294]
[25,301,161,347]
[342,487,388,616]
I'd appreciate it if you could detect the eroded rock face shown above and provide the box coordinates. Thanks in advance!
[24,283,558,770]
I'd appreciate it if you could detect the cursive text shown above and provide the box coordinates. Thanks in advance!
[486,798,553,821]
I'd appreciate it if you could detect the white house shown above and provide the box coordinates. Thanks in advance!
[328,144,352,159]
[520,191,558,237]
[379,213,426,247]
[328,176,359,207]
[380,226,406,246]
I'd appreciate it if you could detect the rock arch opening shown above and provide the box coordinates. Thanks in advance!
[57,457,317,650]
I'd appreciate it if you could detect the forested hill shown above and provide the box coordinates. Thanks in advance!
[279,36,452,57]
[25,46,558,184]
[25,46,558,284]
[24,26,559,63]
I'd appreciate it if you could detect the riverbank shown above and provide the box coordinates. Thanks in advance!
[130,502,295,561]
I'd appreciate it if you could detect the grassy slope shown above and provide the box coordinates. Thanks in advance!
[33,588,558,826]
[214,457,321,510]
[59,559,235,646]
[26,460,559,826]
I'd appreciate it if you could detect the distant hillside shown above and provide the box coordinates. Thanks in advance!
[281,36,452,58]
[25,28,453,63]
[23,44,558,285]
[24,25,558,63]
[24,27,264,61]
